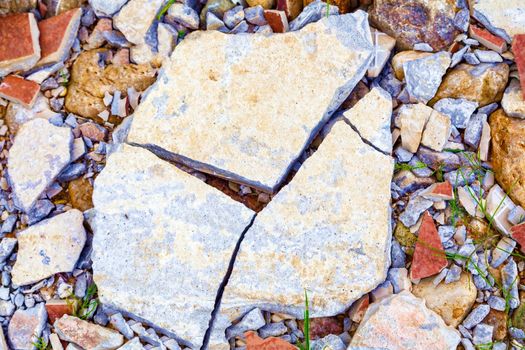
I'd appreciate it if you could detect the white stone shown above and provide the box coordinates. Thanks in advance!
[486,184,516,235]
[344,87,392,154]
[471,0,525,43]
[89,0,129,16]
[421,110,451,152]
[397,103,433,153]
[157,23,177,59]
[479,120,491,161]
[91,145,255,349]
[7,118,72,212]
[458,186,484,218]
[404,51,451,104]
[350,291,460,349]
[212,121,393,348]
[50,333,64,350]
[367,29,396,78]
[113,0,166,45]
[54,315,124,350]
[12,210,86,286]
[502,79,525,119]
[117,338,144,350]
[166,3,200,30]
[127,12,374,192]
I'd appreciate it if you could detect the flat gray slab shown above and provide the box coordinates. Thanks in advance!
[127,11,374,192]
[91,145,255,349]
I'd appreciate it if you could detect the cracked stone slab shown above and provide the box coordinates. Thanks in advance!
[211,120,393,348]
[127,11,374,193]
[91,144,255,349]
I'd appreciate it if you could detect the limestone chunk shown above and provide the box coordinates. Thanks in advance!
[397,103,433,153]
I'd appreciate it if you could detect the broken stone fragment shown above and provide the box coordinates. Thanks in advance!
[166,3,200,30]
[421,109,451,152]
[0,75,40,108]
[54,315,124,350]
[276,0,302,20]
[391,50,432,80]
[89,0,128,16]
[45,299,75,324]
[7,303,47,350]
[433,98,478,129]
[397,103,433,153]
[421,181,453,201]
[37,8,81,66]
[12,209,86,286]
[404,51,451,104]
[486,184,516,236]
[113,0,165,45]
[502,79,525,119]
[8,118,72,212]
[469,25,507,53]
[470,0,525,43]
[288,0,338,31]
[263,10,289,32]
[367,29,396,78]
[350,291,460,349]
[511,223,525,253]
[245,331,296,350]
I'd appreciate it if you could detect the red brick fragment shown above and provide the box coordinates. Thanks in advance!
[264,10,289,33]
[513,34,525,100]
[422,181,453,201]
[410,211,447,280]
[0,75,40,108]
[348,294,369,323]
[469,25,507,53]
[45,299,74,324]
[511,222,525,254]
[276,0,303,21]
[38,8,82,66]
[245,331,296,350]
[0,13,40,76]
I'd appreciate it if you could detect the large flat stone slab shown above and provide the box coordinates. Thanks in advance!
[211,120,393,347]
[91,145,255,349]
[127,11,374,192]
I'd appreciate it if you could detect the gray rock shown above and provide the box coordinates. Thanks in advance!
[462,304,490,329]
[472,323,493,346]
[445,264,462,284]
[451,45,469,68]
[57,162,87,182]
[117,337,145,350]
[492,342,506,350]
[417,147,461,171]
[0,239,16,264]
[387,268,410,293]
[464,113,486,148]
[399,195,433,227]
[474,49,502,63]
[433,98,478,129]
[7,119,72,212]
[7,303,47,350]
[453,8,470,32]
[206,11,227,31]
[54,315,124,350]
[166,3,200,30]
[0,215,16,234]
[464,52,481,65]
[478,103,499,116]
[110,313,134,340]
[244,5,266,26]
[413,43,434,52]
[392,170,434,197]
[404,52,451,103]
[502,258,519,309]
[470,0,525,43]
[509,327,525,339]
[223,5,244,29]
[461,338,475,350]
[258,322,288,338]
[229,20,248,34]
[0,301,14,316]
[487,295,506,311]
[26,199,54,225]
[491,237,516,268]
[89,0,128,16]
[0,288,9,301]
[391,240,406,268]
[312,335,346,350]
[289,0,339,31]
[444,170,476,187]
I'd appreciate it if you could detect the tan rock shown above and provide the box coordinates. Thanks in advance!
[392,51,433,80]
[68,177,93,212]
[412,272,477,327]
[54,315,124,350]
[0,0,36,15]
[303,0,357,14]
[502,79,525,119]
[483,308,508,340]
[421,110,451,152]
[113,0,165,45]
[65,49,156,119]
[5,94,61,134]
[490,109,525,208]
[398,103,433,153]
[432,63,509,107]
[367,29,396,78]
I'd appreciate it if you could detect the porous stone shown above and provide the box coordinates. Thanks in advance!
[490,109,525,208]
[368,0,460,51]
[91,145,255,349]
[212,121,393,347]
[404,51,451,104]
[433,98,478,129]
[54,315,124,350]
[127,12,374,192]
[432,63,509,107]
[470,0,525,43]
[502,79,525,119]
[12,210,86,286]
[113,0,165,45]
[7,119,72,212]
[7,303,47,350]
[350,291,460,349]
[412,272,477,327]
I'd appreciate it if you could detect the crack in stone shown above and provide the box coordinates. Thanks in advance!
[341,116,391,157]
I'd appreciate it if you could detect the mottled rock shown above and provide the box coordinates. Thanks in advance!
[432,63,509,107]
[350,291,460,349]
[127,12,374,192]
[113,0,165,45]
[288,0,339,31]
[0,0,36,15]
[68,177,93,212]
[91,145,254,349]
[7,303,47,350]
[245,331,296,350]
[276,0,302,20]
[483,309,507,340]
[8,119,72,212]
[412,272,476,327]
[470,0,525,43]
[433,98,478,129]
[369,0,460,51]
[167,3,200,30]
[469,25,507,53]
[45,299,75,324]
[490,109,525,208]
[264,10,289,33]
[54,315,124,350]
[225,308,265,339]
[201,0,236,26]
[404,51,451,104]
[397,103,433,153]
[502,79,525,119]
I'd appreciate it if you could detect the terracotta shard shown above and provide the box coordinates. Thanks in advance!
[277,0,303,20]
[513,35,525,100]
[0,75,40,108]
[410,211,447,280]
[422,181,453,201]
[511,223,525,254]
[469,25,507,53]
[264,10,289,33]
[245,331,296,350]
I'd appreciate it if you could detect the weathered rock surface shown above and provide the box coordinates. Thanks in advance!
[65,50,156,119]
[397,103,433,153]
[343,87,392,154]
[404,51,451,104]
[412,272,477,327]
[7,303,47,350]
[350,291,460,349]
[54,315,124,350]
[7,119,72,212]
[127,12,374,192]
[470,0,525,43]
[391,50,432,81]
[502,79,525,119]
[212,121,393,347]
[368,0,460,51]
[5,94,62,134]
[12,210,86,286]
[432,63,509,107]
[0,0,36,15]
[89,0,128,16]
[490,109,525,208]
[113,0,165,45]
[91,145,255,349]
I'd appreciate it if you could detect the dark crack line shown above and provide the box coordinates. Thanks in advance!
[341,116,391,157]
[200,213,257,350]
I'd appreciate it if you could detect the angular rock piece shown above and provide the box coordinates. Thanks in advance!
[391,50,432,80]
[0,13,40,77]
[7,303,47,350]
[288,0,338,31]
[433,98,478,129]
[113,0,165,45]
[8,118,72,212]
[404,51,451,104]
[367,29,396,78]
[91,145,255,349]
[502,79,525,119]
[54,315,124,350]
[212,121,393,347]
[350,291,460,349]
[368,0,460,51]
[421,109,451,152]
[397,103,433,153]
[263,9,289,33]
[127,12,374,192]
[37,8,81,66]
[469,25,507,53]
[12,210,86,286]
[411,211,447,280]
[0,75,39,108]
[245,331,296,350]
[470,0,525,43]
[343,87,392,154]
[276,0,302,20]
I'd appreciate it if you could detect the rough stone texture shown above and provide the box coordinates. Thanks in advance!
[490,109,525,208]
[7,119,72,212]
[391,51,432,80]
[89,0,128,16]
[65,50,156,119]
[368,0,460,51]
[0,0,36,15]
[502,79,525,119]
[5,94,62,134]
[421,110,451,152]
[54,315,124,350]
[470,0,525,43]
[91,145,255,349]
[12,210,86,286]
[351,291,460,349]
[397,103,433,153]
[367,29,396,78]
[0,75,40,108]
[412,272,477,327]
[127,12,374,192]
[433,98,478,129]
[404,52,451,104]
[432,63,509,107]
[113,0,165,45]
[343,87,392,154]
[212,121,393,347]
[68,177,94,211]
[7,303,47,350]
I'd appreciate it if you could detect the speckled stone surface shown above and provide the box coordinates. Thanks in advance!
[91,144,255,349]
[127,11,374,192]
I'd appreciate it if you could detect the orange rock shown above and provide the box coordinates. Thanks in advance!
[0,75,39,108]
[45,299,75,324]
[422,181,453,201]
[263,10,288,33]
[0,13,40,76]
[245,331,297,350]
[469,25,507,53]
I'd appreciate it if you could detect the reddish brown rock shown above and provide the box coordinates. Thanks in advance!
[410,211,447,280]
[0,75,40,108]
[514,35,525,100]
[298,316,343,340]
[0,13,40,77]
[45,299,75,324]
[68,177,93,212]
[0,0,37,15]
[79,121,108,141]
[37,8,82,66]
[85,18,113,50]
[245,331,296,350]
[511,223,525,253]
[264,10,289,33]
[348,294,369,323]
[422,181,453,201]
[277,0,303,20]
[369,0,460,51]
[469,25,507,53]
[483,309,507,340]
